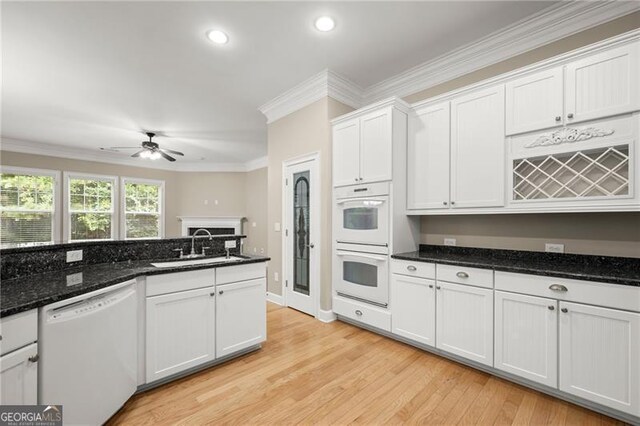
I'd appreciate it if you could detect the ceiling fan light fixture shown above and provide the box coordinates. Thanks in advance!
[140,150,151,159]
[150,152,162,160]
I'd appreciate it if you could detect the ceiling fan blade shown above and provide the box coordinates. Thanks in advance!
[157,150,176,162]
[160,148,184,156]
[100,147,140,152]
[131,150,146,158]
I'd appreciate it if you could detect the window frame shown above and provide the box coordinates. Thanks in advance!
[0,165,61,247]
[120,177,165,240]
[64,172,118,243]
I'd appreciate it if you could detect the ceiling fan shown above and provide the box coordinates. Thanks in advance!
[100,132,184,162]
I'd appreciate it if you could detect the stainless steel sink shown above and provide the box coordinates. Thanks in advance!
[151,256,243,268]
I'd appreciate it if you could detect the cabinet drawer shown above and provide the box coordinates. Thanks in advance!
[495,271,640,312]
[0,310,37,356]
[147,269,215,297]
[437,264,494,289]
[333,296,391,332]
[217,262,266,285]
[391,259,435,279]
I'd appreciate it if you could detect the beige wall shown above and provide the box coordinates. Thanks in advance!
[266,97,353,309]
[244,167,268,255]
[406,12,640,258]
[0,150,261,245]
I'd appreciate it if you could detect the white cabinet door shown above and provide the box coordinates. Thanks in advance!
[407,102,450,210]
[391,274,436,346]
[436,281,493,366]
[333,118,361,187]
[450,85,505,209]
[360,109,393,184]
[0,343,38,405]
[494,291,557,387]
[565,43,639,124]
[559,302,640,417]
[505,67,564,135]
[216,278,266,358]
[146,287,216,383]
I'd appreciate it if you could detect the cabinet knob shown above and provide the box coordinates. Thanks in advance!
[456,271,469,278]
[549,284,568,292]
[428,284,434,289]
[561,308,568,313]
[354,178,358,182]
[567,113,574,119]
[407,265,417,272]
[436,285,441,290]
[443,201,448,206]
[548,305,555,311]
[210,292,215,297]
[28,354,39,363]
[451,201,455,205]
[355,310,363,316]
[219,290,224,295]
[555,116,561,122]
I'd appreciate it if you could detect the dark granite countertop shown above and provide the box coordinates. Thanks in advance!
[0,254,270,318]
[392,245,640,287]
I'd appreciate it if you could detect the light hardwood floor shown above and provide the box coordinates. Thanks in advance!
[109,303,622,425]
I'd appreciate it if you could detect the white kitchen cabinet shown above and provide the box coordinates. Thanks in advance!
[559,301,640,417]
[146,286,216,383]
[216,278,266,358]
[407,102,451,210]
[436,281,493,366]
[0,343,38,405]
[333,118,361,187]
[450,85,505,209]
[391,274,436,346]
[332,99,408,187]
[565,43,639,125]
[506,67,564,135]
[494,291,557,387]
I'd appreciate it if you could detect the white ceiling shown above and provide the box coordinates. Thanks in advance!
[1,1,558,170]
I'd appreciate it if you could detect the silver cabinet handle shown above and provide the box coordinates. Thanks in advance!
[561,308,568,313]
[219,290,224,295]
[555,116,561,122]
[548,305,555,311]
[407,265,417,271]
[355,310,363,316]
[549,284,568,292]
[28,354,39,363]
[456,272,469,278]
[567,113,574,119]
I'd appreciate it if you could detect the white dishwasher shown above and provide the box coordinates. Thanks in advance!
[39,280,137,425]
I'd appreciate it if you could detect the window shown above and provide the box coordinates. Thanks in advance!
[122,178,164,239]
[66,173,117,241]
[0,167,60,248]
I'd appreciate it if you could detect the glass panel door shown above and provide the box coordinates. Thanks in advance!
[293,171,310,296]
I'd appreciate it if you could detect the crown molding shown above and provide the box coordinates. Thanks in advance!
[0,138,266,173]
[362,1,640,103]
[258,69,363,124]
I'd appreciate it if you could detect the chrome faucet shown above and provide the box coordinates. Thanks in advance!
[190,228,213,257]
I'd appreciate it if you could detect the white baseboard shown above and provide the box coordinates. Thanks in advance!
[266,292,284,306]
[317,309,337,323]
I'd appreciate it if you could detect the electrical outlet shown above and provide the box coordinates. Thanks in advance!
[66,250,83,263]
[444,238,457,246]
[274,272,279,282]
[214,200,219,205]
[204,199,209,205]
[66,272,83,286]
[274,222,281,232]
[252,222,257,228]
[545,243,565,253]
[225,240,237,249]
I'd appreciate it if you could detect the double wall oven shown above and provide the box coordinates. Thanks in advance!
[334,182,390,307]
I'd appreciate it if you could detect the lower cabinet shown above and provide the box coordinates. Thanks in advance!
[146,286,216,383]
[0,343,38,405]
[216,278,266,358]
[494,291,557,387]
[391,274,436,346]
[436,281,494,366]
[559,302,640,417]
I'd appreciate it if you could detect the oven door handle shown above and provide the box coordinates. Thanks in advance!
[336,252,388,262]
[335,197,387,205]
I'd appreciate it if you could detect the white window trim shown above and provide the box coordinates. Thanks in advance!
[64,172,118,243]
[0,165,62,247]
[120,177,165,240]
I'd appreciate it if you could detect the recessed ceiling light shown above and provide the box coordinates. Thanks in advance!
[314,16,335,32]
[207,30,229,44]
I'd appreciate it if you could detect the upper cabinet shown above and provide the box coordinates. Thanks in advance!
[332,98,408,187]
[506,44,639,136]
